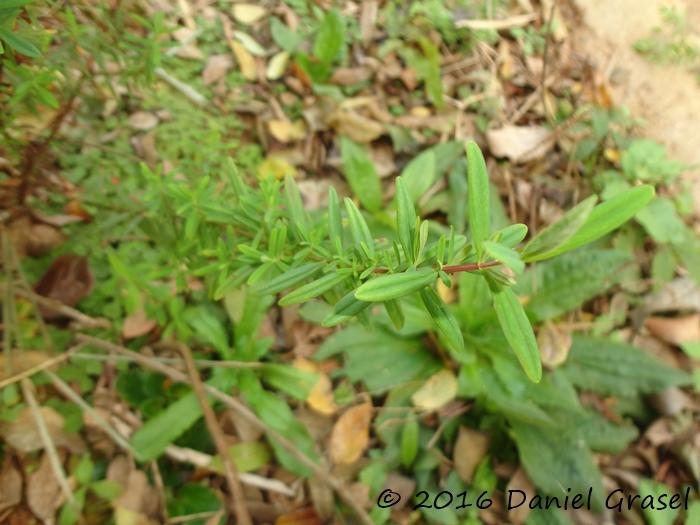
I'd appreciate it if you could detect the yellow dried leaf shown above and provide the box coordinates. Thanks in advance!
[329,403,372,464]
[257,156,297,180]
[294,358,337,415]
[232,3,267,25]
[267,51,290,80]
[453,426,490,483]
[268,119,306,143]
[537,323,572,368]
[411,369,457,411]
[327,110,384,143]
[232,40,257,81]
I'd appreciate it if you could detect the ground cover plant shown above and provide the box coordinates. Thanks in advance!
[1,1,699,525]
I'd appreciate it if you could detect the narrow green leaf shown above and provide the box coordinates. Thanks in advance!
[401,149,436,203]
[313,9,345,67]
[465,141,490,257]
[492,287,542,382]
[327,186,343,255]
[494,223,528,248]
[344,198,375,258]
[279,269,352,306]
[483,240,524,274]
[419,287,466,360]
[284,174,309,239]
[322,290,371,326]
[340,138,382,212]
[384,299,405,330]
[130,392,201,460]
[522,196,597,261]
[255,262,323,295]
[395,177,416,262]
[261,364,319,400]
[0,1,34,8]
[355,267,437,302]
[544,185,654,258]
[0,26,39,57]
[400,415,419,467]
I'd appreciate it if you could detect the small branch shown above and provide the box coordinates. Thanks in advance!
[441,260,501,274]
[455,13,537,30]
[154,67,207,107]
[178,343,253,525]
[75,334,374,525]
[21,378,74,504]
[69,351,263,369]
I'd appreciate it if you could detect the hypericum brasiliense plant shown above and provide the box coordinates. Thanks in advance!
[142,140,654,383]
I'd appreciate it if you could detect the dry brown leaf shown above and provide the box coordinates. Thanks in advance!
[307,476,334,521]
[122,308,157,340]
[0,351,51,382]
[644,315,700,346]
[506,468,536,525]
[275,506,322,525]
[202,54,233,85]
[174,44,204,60]
[127,112,159,131]
[232,3,267,25]
[453,426,490,483]
[359,0,378,42]
[0,457,22,513]
[26,452,63,524]
[381,473,415,512]
[644,278,700,313]
[34,254,93,320]
[411,369,457,411]
[113,468,160,523]
[329,403,372,465]
[25,224,65,257]
[268,119,307,143]
[537,323,572,368]
[486,125,555,163]
[330,67,372,86]
[232,40,257,80]
[0,406,85,453]
[327,110,384,143]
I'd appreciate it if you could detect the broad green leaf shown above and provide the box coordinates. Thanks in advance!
[522,196,597,262]
[279,269,352,306]
[465,141,490,257]
[255,262,323,295]
[400,415,419,467]
[322,290,371,326]
[510,421,604,511]
[482,240,524,274]
[340,138,382,212]
[344,198,376,258]
[401,149,436,203]
[269,16,301,52]
[638,479,680,525]
[546,185,654,257]
[355,267,437,302]
[169,483,221,518]
[313,9,345,67]
[0,26,39,57]
[635,196,686,243]
[130,392,201,461]
[395,176,417,262]
[419,287,466,360]
[492,287,542,382]
[516,249,631,322]
[560,336,691,397]
[327,186,343,255]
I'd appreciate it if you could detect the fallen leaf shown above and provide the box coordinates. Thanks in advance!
[411,369,458,411]
[307,475,334,520]
[232,3,267,25]
[127,112,159,131]
[0,351,51,382]
[202,54,233,85]
[330,67,372,86]
[453,426,490,483]
[359,0,378,42]
[267,51,290,80]
[486,125,555,163]
[27,453,63,524]
[122,308,157,339]
[644,278,700,313]
[294,358,337,415]
[537,323,572,368]
[275,506,322,525]
[0,457,22,513]
[268,119,306,143]
[645,315,700,346]
[0,406,85,453]
[25,223,65,257]
[232,40,257,80]
[174,44,204,60]
[34,254,93,320]
[506,468,536,524]
[327,110,384,143]
[329,403,372,465]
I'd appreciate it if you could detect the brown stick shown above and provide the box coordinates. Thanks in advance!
[178,343,252,525]
[75,334,374,525]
